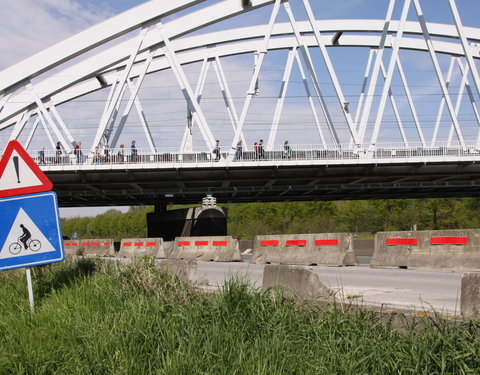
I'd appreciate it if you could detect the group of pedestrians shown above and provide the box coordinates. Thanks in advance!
[38,138,292,165]
[214,138,293,161]
[38,140,139,165]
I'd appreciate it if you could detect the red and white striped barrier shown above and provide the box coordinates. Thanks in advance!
[170,236,241,262]
[371,230,480,270]
[117,238,165,258]
[251,233,357,266]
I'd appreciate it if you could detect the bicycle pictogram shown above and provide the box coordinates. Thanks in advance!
[9,237,41,255]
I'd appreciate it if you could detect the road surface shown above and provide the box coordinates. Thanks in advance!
[193,261,464,314]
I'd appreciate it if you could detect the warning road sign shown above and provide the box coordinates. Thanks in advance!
[0,140,52,198]
[0,192,64,271]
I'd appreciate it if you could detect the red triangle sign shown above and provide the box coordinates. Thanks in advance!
[0,140,53,198]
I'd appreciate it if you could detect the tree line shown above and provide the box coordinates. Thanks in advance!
[61,197,480,240]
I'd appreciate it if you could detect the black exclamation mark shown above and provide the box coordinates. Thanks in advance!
[13,156,20,183]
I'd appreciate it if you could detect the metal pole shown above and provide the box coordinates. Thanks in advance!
[25,268,35,314]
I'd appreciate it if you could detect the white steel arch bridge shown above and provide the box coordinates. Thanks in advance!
[0,0,480,206]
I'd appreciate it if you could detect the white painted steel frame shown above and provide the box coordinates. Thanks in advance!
[413,0,465,149]
[0,0,479,157]
[2,22,480,131]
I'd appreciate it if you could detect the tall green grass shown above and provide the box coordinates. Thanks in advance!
[0,259,478,374]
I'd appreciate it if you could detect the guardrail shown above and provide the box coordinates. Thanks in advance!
[12,142,480,167]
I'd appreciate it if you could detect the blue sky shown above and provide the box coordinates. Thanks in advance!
[1,0,479,217]
[1,0,478,70]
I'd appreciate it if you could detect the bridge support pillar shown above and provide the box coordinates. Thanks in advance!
[147,205,227,241]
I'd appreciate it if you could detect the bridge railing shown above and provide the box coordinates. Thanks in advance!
[23,142,480,167]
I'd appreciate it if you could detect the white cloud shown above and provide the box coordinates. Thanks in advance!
[0,0,112,70]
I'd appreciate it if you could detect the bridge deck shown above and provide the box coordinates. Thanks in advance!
[30,145,480,206]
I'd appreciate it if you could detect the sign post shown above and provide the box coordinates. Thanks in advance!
[0,140,64,312]
[26,268,34,313]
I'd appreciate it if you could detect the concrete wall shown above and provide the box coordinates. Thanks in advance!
[250,233,358,266]
[78,239,115,257]
[63,240,81,257]
[117,238,165,258]
[352,238,375,256]
[170,236,242,262]
[371,230,480,270]
[262,264,333,301]
[239,240,254,252]
[461,273,480,316]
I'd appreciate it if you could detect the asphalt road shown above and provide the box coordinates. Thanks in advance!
[194,261,464,314]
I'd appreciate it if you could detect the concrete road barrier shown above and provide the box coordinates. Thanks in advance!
[157,259,198,285]
[170,236,242,262]
[262,264,333,301]
[117,238,165,258]
[371,230,480,270]
[250,233,358,266]
[460,273,480,316]
[78,239,115,257]
[352,238,375,256]
[63,240,81,257]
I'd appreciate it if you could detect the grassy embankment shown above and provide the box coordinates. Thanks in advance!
[0,259,478,374]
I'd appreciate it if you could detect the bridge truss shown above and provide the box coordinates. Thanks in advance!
[0,0,479,206]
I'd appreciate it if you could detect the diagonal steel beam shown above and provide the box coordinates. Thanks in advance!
[91,26,151,153]
[283,1,339,147]
[294,50,327,148]
[230,0,282,154]
[213,55,247,149]
[358,0,396,145]
[28,84,71,152]
[431,57,456,146]
[159,23,216,150]
[24,117,40,150]
[301,0,359,145]
[110,49,156,150]
[181,56,210,152]
[413,0,465,149]
[267,48,296,150]
[370,0,411,148]
[448,0,480,101]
